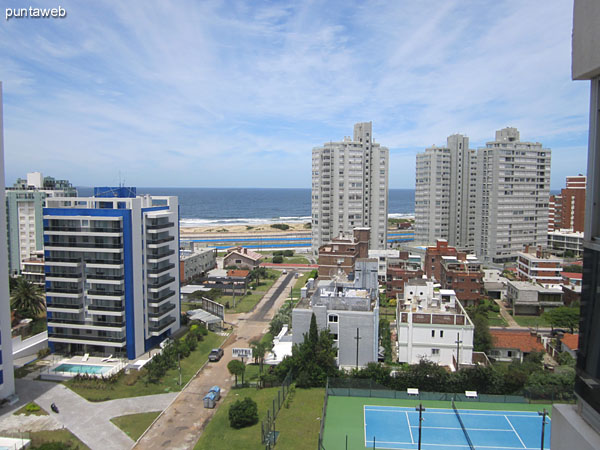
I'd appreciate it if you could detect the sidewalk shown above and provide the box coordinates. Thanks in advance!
[494,299,521,328]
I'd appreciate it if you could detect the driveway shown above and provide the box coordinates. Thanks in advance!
[134,272,296,450]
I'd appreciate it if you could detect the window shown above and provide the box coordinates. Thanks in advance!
[432,349,440,355]
[328,314,338,323]
[440,330,444,338]
[331,333,338,341]
[431,330,435,337]
[507,351,513,357]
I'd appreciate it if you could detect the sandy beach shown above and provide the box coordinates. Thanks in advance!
[179,222,310,235]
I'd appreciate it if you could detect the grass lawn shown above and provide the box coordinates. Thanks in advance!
[110,411,161,442]
[13,402,48,416]
[488,310,508,326]
[28,429,89,449]
[66,332,225,401]
[14,361,43,379]
[223,269,280,313]
[513,314,552,328]
[194,386,324,450]
[379,306,396,320]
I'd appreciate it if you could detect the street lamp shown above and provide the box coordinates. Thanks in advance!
[538,408,548,450]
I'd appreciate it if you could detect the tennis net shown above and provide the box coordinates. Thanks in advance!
[452,399,475,450]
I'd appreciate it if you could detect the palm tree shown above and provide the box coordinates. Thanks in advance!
[10,277,46,319]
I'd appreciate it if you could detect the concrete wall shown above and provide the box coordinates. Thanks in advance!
[572,0,600,80]
[12,332,48,362]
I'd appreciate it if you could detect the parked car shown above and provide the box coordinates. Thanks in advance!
[209,348,224,362]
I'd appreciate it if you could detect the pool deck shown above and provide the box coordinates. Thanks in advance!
[40,355,124,381]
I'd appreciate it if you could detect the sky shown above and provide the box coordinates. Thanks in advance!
[0,0,591,189]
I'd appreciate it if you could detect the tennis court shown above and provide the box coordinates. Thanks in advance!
[364,404,551,450]
[321,396,552,450]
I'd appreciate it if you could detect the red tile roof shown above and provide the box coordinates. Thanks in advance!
[562,272,583,280]
[490,330,544,353]
[227,270,250,278]
[561,333,579,351]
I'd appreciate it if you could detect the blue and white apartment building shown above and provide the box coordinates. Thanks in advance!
[43,187,180,360]
[0,82,16,399]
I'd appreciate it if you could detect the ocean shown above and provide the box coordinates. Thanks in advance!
[76,187,415,227]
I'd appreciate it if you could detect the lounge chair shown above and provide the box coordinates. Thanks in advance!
[101,354,113,362]
[82,353,89,362]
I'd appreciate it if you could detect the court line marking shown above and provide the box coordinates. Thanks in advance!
[364,405,547,416]
[504,415,527,449]
[364,407,550,421]
[360,439,543,449]
[406,411,414,444]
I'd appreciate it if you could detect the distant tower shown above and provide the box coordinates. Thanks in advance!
[0,81,16,400]
[474,128,551,264]
[311,122,389,252]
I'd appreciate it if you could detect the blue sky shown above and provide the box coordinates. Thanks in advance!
[0,0,590,189]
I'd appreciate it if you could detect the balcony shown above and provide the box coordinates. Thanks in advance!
[87,304,125,313]
[47,317,125,328]
[148,303,176,318]
[45,225,122,233]
[46,302,83,313]
[85,273,124,281]
[147,235,175,245]
[146,222,174,230]
[46,287,83,295]
[147,249,175,261]
[48,332,126,344]
[87,289,125,299]
[148,290,175,305]
[149,316,176,334]
[148,277,175,290]
[45,241,123,249]
[147,263,175,275]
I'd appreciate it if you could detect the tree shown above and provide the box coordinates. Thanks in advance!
[308,313,319,349]
[543,306,580,333]
[273,255,283,263]
[229,397,258,429]
[472,314,493,353]
[227,359,246,386]
[10,277,45,319]
[249,267,267,288]
[562,264,583,273]
[250,340,267,374]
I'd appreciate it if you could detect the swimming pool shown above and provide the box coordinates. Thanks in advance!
[53,363,112,375]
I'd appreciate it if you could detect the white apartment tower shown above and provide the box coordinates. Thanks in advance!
[0,82,16,400]
[44,187,181,360]
[415,134,477,249]
[311,122,389,252]
[474,128,551,264]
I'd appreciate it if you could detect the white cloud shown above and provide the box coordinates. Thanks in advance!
[0,0,589,189]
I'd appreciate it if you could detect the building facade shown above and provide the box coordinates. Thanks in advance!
[292,259,379,368]
[44,187,180,360]
[548,229,584,257]
[415,134,477,249]
[474,127,551,264]
[180,247,217,283]
[0,82,16,400]
[318,228,369,280]
[223,247,263,269]
[506,281,563,315]
[549,175,586,232]
[551,3,600,448]
[516,247,563,287]
[6,173,76,275]
[396,279,474,369]
[386,252,424,300]
[311,122,389,252]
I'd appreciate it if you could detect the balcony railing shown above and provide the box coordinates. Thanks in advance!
[46,302,83,310]
[147,250,175,260]
[45,242,122,249]
[48,318,125,328]
[148,303,176,318]
[88,304,125,312]
[45,226,122,233]
[146,222,174,230]
[147,263,175,275]
[85,273,124,281]
[147,236,175,245]
[148,277,175,289]
[88,290,124,297]
[149,316,176,332]
[46,272,82,279]
[46,287,83,294]
[148,290,175,304]
[48,332,125,343]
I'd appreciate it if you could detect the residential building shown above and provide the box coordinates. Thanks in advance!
[0,82,16,400]
[311,122,389,252]
[223,246,263,269]
[562,272,583,287]
[474,127,551,264]
[180,247,217,283]
[292,259,379,368]
[506,281,563,315]
[396,279,474,369]
[204,268,250,295]
[488,329,544,363]
[44,187,180,360]
[6,172,76,275]
[424,239,457,281]
[549,175,586,232]
[415,134,477,249]
[386,252,424,300]
[548,229,584,257]
[516,246,563,287]
[482,269,508,300]
[552,4,600,447]
[560,333,579,359]
[318,228,369,280]
[562,284,581,307]
[21,250,45,286]
[368,249,400,282]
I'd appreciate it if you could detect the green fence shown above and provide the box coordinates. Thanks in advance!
[317,379,329,450]
[261,370,293,450]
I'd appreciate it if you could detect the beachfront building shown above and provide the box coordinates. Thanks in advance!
[552,5,600,448]
[223,246,263,269]
[415,134,477,249]
[44,187,180,360]
[180,247,217,283]
[549,175,586,232]
[21,250,45,286]
[6,172,76,275]
[318,228,369,280]
[0,82,16,400]
[474,127,551,264]
[311,122,389,253]
[292,259,380,368]
[396,279,474,369]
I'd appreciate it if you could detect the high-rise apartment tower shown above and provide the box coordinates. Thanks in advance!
[474,128,551,264]
[311,122,389,252]
[415,134,477,249]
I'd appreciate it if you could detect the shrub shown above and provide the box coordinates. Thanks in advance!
[273,255,283,264]
[273,251,283,256]
[25,402,40,413]
[283,250,294,257]
[270,223,290,230]
[37,347,50,358]
[229,397,258,429]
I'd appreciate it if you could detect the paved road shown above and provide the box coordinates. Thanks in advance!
[134,272,295,450]
[0,379,176,449]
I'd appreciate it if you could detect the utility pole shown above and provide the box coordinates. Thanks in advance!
[455,333,462,370]
[354,328,362,369]
[538,408,548,450]
[416,403,426,450]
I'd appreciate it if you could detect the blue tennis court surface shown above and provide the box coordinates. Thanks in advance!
[364,405,551,449]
